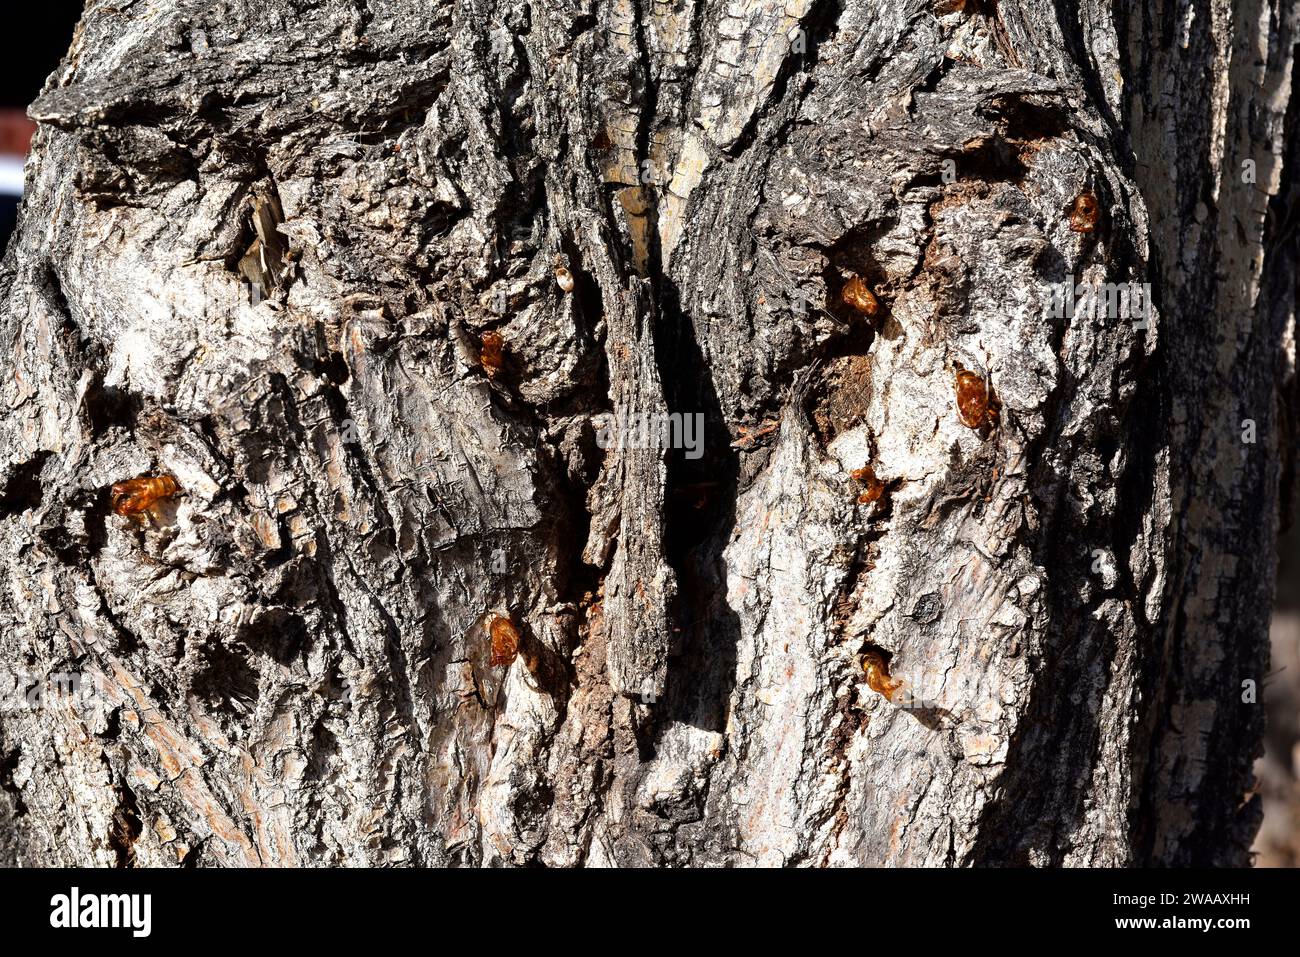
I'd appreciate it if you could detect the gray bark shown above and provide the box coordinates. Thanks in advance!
[0,0,1295,867]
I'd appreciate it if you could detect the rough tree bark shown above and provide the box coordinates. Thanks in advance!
[0,0,1295,867]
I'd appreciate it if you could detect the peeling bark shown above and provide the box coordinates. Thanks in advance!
[0,0,1295,867]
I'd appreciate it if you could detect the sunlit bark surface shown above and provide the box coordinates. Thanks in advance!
[0,0,1295,866]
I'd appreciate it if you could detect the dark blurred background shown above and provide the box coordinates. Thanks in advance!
[0,5,83,250]
[0,1,1297,868]
[1255,519,1300,866]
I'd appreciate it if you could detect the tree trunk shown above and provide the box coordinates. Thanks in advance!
[0,0,1295,867]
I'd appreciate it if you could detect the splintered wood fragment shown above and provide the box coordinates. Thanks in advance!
[730,419,779,449]
[238,192,286,300]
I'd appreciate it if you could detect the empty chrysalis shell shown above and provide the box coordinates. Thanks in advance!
[1068,191,1100,233]
[488,614,520,667]
[851,465,885,504]
[841,276,879,317]
[861,649,904,701]
[480,331,504,377]
[110,475,179,516]
[954,367,996,430]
